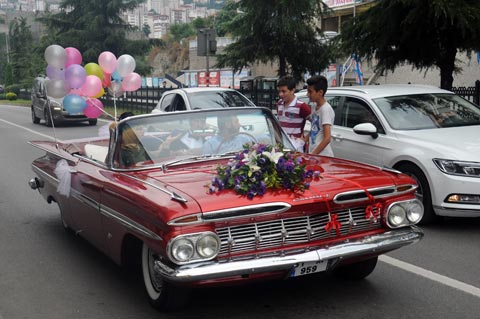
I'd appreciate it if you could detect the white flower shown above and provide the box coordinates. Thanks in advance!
[262,150,284,164]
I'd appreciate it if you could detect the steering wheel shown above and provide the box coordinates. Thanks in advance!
[215,132,257,154]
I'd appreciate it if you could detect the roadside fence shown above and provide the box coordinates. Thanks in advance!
[17,80,480,114]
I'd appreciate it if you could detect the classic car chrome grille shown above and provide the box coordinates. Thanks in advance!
[216,207,381,256]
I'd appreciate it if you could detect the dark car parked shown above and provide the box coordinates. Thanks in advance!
[31,76,97,126]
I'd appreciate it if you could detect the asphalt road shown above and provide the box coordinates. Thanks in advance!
[1,104,479,319]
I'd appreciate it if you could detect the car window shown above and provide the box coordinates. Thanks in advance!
[374,93,480,130]
[340,97,385,134]
[160,93,175,112]
[173,95,187,111]
[326,96,341,111]
[188,91,254,109]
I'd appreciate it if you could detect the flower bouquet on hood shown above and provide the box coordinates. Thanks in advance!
[209,143,320,199]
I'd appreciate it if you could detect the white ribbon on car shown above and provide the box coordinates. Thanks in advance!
[54,159,75,197]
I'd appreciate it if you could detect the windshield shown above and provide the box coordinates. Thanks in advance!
[112,108,292,169]
[374,93,480,130]
[187,91,255,109]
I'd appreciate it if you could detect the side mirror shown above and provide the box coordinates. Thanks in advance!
[353,123,378,139]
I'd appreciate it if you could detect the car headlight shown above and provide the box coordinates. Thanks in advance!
[433,158,480,177]
[168,232,220,264]
[50,100,62,110]
[386,199,424,228]
[196,234,220,258]
[171,238,194,262]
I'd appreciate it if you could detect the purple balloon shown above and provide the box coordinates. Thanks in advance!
[65,64,87,89]
[46,65,65,80]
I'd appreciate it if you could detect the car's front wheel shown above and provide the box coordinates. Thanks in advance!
[141,243,190,311]
[31,106,40,124]
[396,162,436,224]
[333,257,378,280]
[88,119,97,126]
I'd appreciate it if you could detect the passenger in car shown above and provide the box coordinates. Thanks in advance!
[118,123,151,167]
[155,115,209,156]
[202,114,254,155]
[304,75,335,157]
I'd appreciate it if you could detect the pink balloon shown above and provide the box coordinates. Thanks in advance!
[121,72,142,92]
[98,51,118,74]
[80,75,102,97]
[65,64,87,89]
[65,47,82,67]
[83,98,104,118]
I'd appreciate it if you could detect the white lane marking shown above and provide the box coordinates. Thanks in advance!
[0,118,110,141]
[0,118,55,140]
[380,255,480,298]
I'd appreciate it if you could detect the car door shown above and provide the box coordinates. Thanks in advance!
[32,78,48,119]
[68,161,106,251]
[331,96,392,167]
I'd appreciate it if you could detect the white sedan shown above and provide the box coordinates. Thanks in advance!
[297,84,480,223]
[152,87,255,113]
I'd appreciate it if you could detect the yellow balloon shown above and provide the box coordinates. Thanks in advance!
[84,63,104,81]
[93,87,105,98]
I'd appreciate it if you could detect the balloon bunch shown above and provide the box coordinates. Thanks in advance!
[44,44,142,119]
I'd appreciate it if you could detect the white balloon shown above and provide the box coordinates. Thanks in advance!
[116,54,136,77]
[44,45,67,69]
[45,79,69,98]
[108,81,124,98]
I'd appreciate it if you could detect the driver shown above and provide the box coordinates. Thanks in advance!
[203,114,254,155]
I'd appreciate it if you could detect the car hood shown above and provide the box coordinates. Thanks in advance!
[395,125,480,160]
[138,156,410,218]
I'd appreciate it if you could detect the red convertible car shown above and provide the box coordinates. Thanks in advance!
[29,107,423,311]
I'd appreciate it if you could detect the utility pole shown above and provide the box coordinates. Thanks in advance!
[197,28,216,87]
[206,29,210,86]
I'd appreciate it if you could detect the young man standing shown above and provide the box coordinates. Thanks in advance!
[276,75,311,151]
[304,75,335,156]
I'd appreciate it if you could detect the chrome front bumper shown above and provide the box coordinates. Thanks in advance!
[154,227,423,283]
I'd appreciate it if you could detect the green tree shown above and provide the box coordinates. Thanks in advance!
[4,63,13,87]
[215,0,333,80]
[337,0,480,90]
[169,23,196,42]
[38,0,152,65]
[8,17,40,87]
[142,23,151,38]
[214,0,238,37]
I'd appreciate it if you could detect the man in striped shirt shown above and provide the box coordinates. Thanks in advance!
[276,75,311,152]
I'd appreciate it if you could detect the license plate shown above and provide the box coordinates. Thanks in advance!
[290,260,327,277]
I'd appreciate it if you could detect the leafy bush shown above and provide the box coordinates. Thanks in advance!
[6,84,23,94]
[0,94,5,100]
[6,92,17,100]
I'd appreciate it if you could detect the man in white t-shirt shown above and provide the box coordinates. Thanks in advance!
[304,75,335,157]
